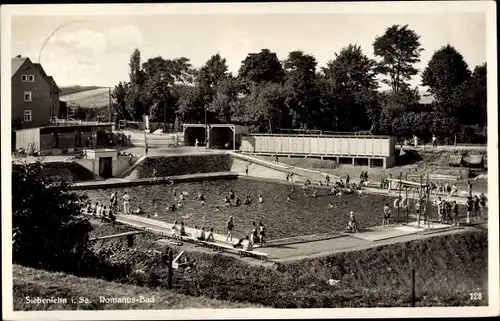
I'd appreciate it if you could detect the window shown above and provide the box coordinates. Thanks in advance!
[24,110,32,122]
[24,91,32,102]
[28,75,35,82]
[21,75,27,82]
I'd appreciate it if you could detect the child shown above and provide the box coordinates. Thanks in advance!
[259,222,266,247]
[251,222,258,244]
[473,195,480,220]
[179,222,187,236]
[451,201,459,226]
[171,221,179,238]
[206,228,215,242]
[466,197,474,224]
[346,211,357,233]
[226,216,234,242]
[122,192,130,214]
[198,227,206,241]
[383,203,391,227]
[479,193,487,216]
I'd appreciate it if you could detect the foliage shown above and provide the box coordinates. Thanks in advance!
[108,31,486,141]
[421,44,472,102]
[238,49,285,90]
[373,24,424,93]
[12,161,93,271]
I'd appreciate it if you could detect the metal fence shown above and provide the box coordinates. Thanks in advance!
[118,120,180,133]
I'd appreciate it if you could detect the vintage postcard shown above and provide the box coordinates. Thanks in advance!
[1,1,498,320]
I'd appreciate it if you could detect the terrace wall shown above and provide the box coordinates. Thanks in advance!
[126,154,233,179]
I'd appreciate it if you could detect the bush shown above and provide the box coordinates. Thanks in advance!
[12,161,93,271]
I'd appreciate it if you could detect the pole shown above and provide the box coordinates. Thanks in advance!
[411,268,416,307]
[167,249,173,289]
[426,173,431,228]
[418,175,422,228]
[397,178,401,225]
[108,87,111,123]
[164,99,167,133]
[406,186,409,224]
[205,107,208,146]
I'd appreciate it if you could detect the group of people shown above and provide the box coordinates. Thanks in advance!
[429,181,459,197]
[232,220,267,251]
[82,200,116,223]
[464,193,487,223]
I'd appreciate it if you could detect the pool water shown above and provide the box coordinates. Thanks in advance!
[80,178,456,241]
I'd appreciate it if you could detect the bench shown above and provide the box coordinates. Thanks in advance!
[195,240,269,262]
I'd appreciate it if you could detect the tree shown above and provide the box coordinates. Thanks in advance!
[283,50,319,129]
[373,24,424,93]
[176,85,205,123]
[322,44,378,91]
[208,76,242,123]
[196,53,231,119]
[469,63,487,126]
[126,49,147,120]
[12,161,93,271]
[241,82,288,133]
[422,44,471,102]
[112,81,134,120]
[238,49,285,90]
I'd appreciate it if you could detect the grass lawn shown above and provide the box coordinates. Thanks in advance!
[13,264,262,310]
[80,178,466,241]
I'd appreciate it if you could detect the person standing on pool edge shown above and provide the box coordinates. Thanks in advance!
[122,191,130,214]
[226,216,234,242]
[259,222,267,247]
[383,203,391,227]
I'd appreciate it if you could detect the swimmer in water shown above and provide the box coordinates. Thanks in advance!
[198,193,205,201]
[200,200,205,206]
[173,188,177,197]
[328,202,334,208]
[244,196,251,205]
[215,205,220,211]
[258,195,263,203]
[229,189,235,200]
[286,195,292,203]
[291,186,295,192]
[235,197,242,206]
[312,191,318,198]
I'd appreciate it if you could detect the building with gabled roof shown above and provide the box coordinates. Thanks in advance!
[11,55,61,129]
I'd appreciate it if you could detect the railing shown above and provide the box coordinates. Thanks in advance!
[50,119,113,127]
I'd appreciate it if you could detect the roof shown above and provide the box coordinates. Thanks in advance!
[11,57,29,77]
[12,57,61,93]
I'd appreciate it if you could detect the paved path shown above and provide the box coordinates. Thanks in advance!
[114,214,487,264]
[71,172,238,190]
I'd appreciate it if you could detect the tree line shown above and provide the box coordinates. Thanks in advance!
[112,24,487,143]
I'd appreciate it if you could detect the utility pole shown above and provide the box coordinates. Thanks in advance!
[164,98,167,133]
[205,106,208,146]
[108,87,112,124]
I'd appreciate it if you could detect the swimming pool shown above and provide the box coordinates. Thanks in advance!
[80,178,457,240]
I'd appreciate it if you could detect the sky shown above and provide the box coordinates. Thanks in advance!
[10,11,487,89]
